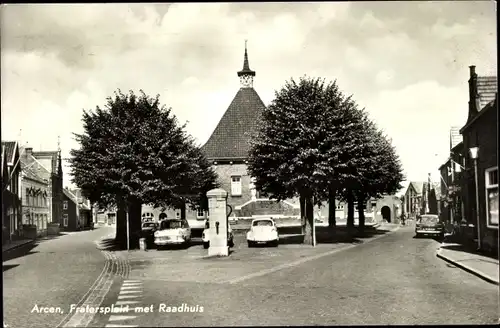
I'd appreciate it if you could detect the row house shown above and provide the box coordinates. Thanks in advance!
[438,128,466,225]
[20,150,51,237]
[1,141,22,244]
[459,65,497,253]
[62,187,92,231]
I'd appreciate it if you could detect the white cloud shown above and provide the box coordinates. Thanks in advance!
[0,2,497,190]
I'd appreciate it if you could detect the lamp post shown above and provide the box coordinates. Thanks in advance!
[469,146,481,250]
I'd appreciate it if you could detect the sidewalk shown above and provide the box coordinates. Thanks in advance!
[437,242,499,285]
[2,238,35,254]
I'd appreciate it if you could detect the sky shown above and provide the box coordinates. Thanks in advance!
[1,2,497,194]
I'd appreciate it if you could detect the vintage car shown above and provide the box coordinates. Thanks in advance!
[415,214,445,238]
[154,219,191,248]
[202,219,234,249]
[247,218,279,247]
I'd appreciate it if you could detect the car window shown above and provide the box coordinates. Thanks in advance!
[142,223,156,228]
[160,220,182,230]
[253,220,273,227]
[419,216,439,224]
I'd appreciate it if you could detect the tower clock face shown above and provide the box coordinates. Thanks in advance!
[240,75,254,88]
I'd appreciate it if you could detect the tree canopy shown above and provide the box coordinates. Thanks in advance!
[69,90,218,248]
[248,76,405,244]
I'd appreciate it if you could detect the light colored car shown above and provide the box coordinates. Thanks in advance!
[202,220,234,249]
[247,218,279,247]
[154,219,191,248]
[415,214,444,238]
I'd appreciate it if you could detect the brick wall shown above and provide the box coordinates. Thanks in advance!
[462,104,498,252]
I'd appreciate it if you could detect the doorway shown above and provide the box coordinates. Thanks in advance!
[381,206,391,223]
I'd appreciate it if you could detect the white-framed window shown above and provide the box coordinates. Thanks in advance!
[196,208,205,218]
[63,200,68,210]
[485,167,498,229]
[231,176,242,196]
[63,214,69,227]
[336,204,344,210]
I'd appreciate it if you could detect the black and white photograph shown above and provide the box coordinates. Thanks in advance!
[1,2,498,327]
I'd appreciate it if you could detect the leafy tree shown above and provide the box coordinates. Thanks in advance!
[248,76,368,245]
[70,90,217,249]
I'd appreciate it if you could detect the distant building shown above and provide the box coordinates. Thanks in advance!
[459,65,497,252]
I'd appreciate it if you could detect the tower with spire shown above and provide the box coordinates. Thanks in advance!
[237,40,256,89]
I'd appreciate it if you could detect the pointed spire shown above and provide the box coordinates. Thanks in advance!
[237,40,255,88]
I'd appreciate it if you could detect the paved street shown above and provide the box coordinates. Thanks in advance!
[2,226,115,328]
[88,224,498,327]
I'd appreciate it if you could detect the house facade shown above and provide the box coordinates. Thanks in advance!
[20,151,51,237]
[459,65,497,253]
[438,129,466,225]
[403,182,424,219]
[30,150,64,226]
[1,141,22,244]
[62,188,79,231]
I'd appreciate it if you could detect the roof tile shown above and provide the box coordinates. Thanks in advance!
[202,87,266,160]
[477,76,497,109]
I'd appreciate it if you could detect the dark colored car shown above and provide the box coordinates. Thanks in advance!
[415,215,444,238]
[141,222,158,242]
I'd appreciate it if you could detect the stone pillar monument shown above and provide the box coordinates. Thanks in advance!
[207,188,229,257]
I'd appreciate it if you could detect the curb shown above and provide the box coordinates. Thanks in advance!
[2,239,36,255]
[436,249,499,285]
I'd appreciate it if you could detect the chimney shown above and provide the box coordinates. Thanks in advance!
[467,65,480,122]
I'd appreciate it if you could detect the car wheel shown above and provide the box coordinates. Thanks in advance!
[228,239,234,248]
[415,233,420,238]
[203,242,209,249]
[247,241,253,248]
[272,240,279,247]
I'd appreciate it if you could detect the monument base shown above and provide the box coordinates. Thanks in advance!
[208,245,229,257]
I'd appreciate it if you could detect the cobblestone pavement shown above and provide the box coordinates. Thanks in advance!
[3,227,122,328]
[89,225,497,327]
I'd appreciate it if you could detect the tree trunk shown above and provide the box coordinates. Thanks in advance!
[300,195,306,235]
[127,199,142,250]
[347,191,355,236]
[357,194,366,235]
[180,201,187,220]
[115,196,127,249]
[328,187,337,230]
[303,194,315,246]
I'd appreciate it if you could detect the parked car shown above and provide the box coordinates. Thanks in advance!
[415,214,444,238]
[202,219,234,249]
[141,221,158,239]
[154,219,191,248]
[247,218,279,247]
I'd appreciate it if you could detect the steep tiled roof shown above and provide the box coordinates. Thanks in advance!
[20,154,50,184]
[202,87,266,160]
[1,141,17,165]
[32,151,59,175]
[409,181,426,195]
[477,76,497,110]
[63,188,77,204]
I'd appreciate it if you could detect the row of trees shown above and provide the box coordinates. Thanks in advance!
[247,77,405,244]
[70,77,404,248]
[70,90,218,249]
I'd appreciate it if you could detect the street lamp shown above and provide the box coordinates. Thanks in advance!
[469,146,481,250]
